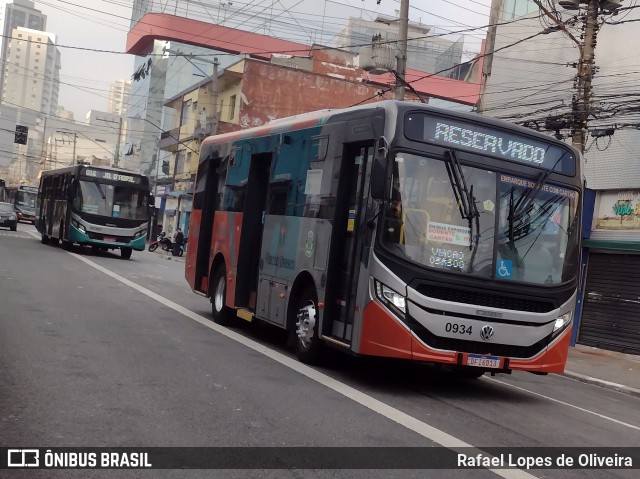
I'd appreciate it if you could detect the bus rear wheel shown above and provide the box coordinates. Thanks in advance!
[41,231,49,244]
[211,266,232,325]
[293,285,323,364]
[121,247,132,259]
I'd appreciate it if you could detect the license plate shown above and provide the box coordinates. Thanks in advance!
[466,354,501,369]
[103,236,117,242]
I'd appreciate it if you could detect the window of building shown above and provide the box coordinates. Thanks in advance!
[229,94,237,120]
[181,99,192,126]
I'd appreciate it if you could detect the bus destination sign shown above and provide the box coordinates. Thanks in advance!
[82,168,141,184]
[405,113,575,175]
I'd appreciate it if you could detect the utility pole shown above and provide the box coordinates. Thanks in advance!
[72,132,77,165]
[533,0,622,154]
[114,116,123,168]
[571,0,599,155]
[394,0,410,100]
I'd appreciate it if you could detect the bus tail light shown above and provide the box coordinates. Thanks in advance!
[374,280,406,316]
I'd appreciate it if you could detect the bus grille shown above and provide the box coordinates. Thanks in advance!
[87,232,133,243]
[416,284,554,313]
[411,323,550,358]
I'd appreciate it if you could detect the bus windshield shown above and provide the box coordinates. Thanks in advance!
[17,190,37,209]
[75,180,148,220]
[380,152,579,286]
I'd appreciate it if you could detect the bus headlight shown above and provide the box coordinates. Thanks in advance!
[553,311,573,333]
[374,280,406,315]
[134,230,145,239]
[72,219,86,233]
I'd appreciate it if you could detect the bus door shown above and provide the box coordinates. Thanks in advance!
[235,153,272,309]
[323,142,373,344]
[191,158,220,294]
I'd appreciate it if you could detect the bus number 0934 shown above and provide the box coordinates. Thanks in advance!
[445,323,472,335]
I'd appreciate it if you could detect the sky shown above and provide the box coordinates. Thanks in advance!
[1,0,492,122]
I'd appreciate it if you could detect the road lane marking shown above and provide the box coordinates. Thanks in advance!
[484,378,640,432]
[58,248,535,479]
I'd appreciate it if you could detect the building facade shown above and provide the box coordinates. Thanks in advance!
[2,26,60,116]
[107,79,132,117]
[481,0,640,354]
[0,0,46,103]
[334,15,464,78]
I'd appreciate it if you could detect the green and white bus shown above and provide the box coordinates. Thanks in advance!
[36,165,151,259]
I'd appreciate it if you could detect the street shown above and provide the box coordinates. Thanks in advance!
[0,224,638,479]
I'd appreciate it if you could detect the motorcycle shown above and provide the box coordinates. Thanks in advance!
[148,233,186,257]
[148,233,173,252]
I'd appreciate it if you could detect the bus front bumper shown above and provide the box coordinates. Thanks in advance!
[69,225,147,251]
[358,300,572,374]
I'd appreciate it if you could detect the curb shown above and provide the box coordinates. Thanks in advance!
[562,370,640,399]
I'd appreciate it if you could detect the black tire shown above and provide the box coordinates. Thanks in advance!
[161,242,170,251]
[148,243,158,252]
[10,225,17,232]
[121,247,132,259]
[292,285,323,364]
[41,226,49,244]
[210,266,232,325]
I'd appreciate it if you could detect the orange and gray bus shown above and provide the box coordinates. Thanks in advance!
[185,100,582,377]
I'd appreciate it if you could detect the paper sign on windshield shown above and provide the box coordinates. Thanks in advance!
[427,221,470,246]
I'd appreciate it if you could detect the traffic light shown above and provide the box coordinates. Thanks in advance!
[14,125,28,145]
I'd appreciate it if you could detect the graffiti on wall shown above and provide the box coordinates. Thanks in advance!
[595,190,640,230]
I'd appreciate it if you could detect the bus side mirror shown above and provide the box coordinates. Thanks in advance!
[370,137,388,200]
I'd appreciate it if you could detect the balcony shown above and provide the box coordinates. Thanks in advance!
[158,126,180,151]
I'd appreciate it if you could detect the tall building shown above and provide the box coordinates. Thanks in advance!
[107,79,131,116]
[2,26,60,115]
[0,0,47,102]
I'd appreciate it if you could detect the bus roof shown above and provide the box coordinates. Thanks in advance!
[201,100,577,153]
[39,164,147,178]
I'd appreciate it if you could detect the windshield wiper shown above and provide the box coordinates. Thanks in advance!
[507,152,570,243]
[93,179,106,200]
[512,151,569,220]
[444,149,480,252]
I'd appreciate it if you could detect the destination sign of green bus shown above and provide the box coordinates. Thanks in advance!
[82,168,142,184]
[406,113,575,175]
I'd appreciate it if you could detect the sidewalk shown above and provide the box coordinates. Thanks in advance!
[564,344,640,398]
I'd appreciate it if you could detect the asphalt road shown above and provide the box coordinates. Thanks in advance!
[0,224,638,479]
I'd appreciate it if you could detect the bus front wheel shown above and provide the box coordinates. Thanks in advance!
[121,248,132,259]
[293,285,323,364]
[211,266,232,325]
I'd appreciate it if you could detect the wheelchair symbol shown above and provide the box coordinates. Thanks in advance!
[497,259,512,278]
